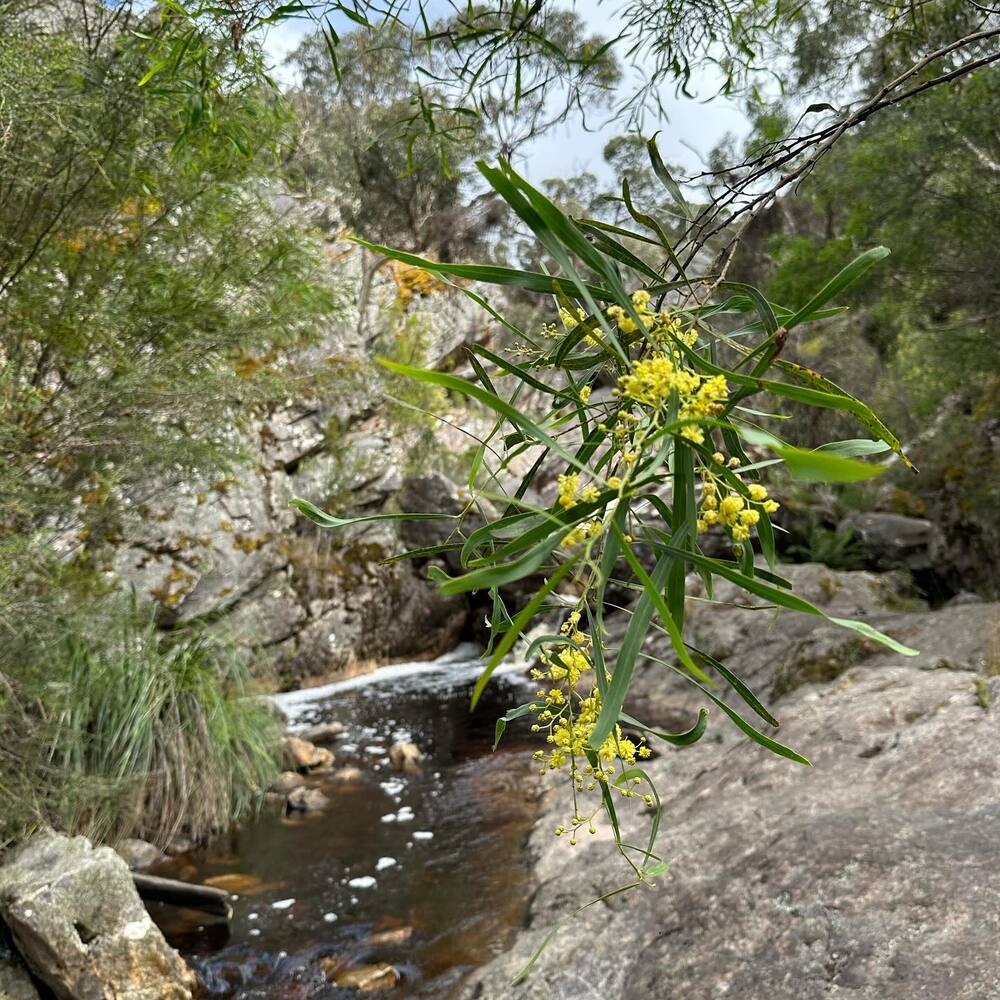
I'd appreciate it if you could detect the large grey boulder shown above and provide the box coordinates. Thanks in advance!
[840,511,945,572]
[0,830,195,1000]
[465,580,1000,1000]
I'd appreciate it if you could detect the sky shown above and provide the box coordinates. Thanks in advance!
[259,0,750,185]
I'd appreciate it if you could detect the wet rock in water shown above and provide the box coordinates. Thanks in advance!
[465,583,1000,1000]
[285,787,330,812]
[317,954,341,977]
[115,838,164,872]
[269,770,307,794]
[164,833,194,857]
[334,963,400,992]
[0,829,195,1000]
[299,721,346,743]
[202,873,264,895]
[330,766,365,784]
[366,926,413,948]
[388,742,422,774]
[282,736,335,773]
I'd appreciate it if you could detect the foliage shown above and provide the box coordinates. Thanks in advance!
[295,155,918,911]
[285,22,493,256]
[785,515,866,571]
[0,587,280,851]
[0,14,338,547]
[0,7,332,845]
[739,60,1000,592]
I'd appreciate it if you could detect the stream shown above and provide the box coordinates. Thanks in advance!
[149,645,540,999]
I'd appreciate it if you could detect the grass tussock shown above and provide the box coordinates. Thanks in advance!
[0,595,281,852]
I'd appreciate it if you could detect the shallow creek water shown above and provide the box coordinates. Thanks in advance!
[149,646,540,999]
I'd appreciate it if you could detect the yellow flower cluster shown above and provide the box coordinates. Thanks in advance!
[617,356,728,445]
[697,464,780,544]
[561,519,603,548]
[557,473,601,510]
[606,290,698,349]
[529,618,653,843]
[559,306,587,328]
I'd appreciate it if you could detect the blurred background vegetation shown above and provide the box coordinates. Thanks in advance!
[0,0,996,850]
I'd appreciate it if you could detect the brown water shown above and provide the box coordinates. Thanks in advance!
[150,648,540,999]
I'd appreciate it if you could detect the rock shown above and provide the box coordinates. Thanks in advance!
[285,787,330,813]
[841,511,945,572]
[334,963,400,992]
[466,594,1000,1000]
[330,766,365,784]
[0,829,195,1000]
[388,742,422,775]
[622,563,998,722]
[274,521,468,688]
[0,923,40,1000]
[282,736,335,773]
[164,834,194,857]
[299,721,346,743]
[202,873,264,895]
[222,574,308,648]
[269,771,307,794]
[396,472,471,567]
[115,839,163,872]
[366,926,413,948]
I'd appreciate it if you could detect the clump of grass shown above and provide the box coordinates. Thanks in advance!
[0,596,280,851]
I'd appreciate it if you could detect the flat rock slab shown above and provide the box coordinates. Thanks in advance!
[0,830,195,1000]
[465,649,1000,998]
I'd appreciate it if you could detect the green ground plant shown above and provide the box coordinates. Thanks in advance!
[0,9,331,847]
[0,590,279,851]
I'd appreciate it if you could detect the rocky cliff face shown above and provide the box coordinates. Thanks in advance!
[463,566,1000,1000]
[110,230,491,688]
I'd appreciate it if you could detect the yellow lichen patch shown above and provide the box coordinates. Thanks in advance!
[234,353,275,378]
[232,532,271,554]
[390,260,450,304]
[150,565,196,609]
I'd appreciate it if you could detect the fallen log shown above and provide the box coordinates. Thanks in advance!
[132,873,232,920]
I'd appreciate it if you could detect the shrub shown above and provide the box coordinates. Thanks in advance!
[293,156,919,908]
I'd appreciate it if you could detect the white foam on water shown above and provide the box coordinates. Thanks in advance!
[271,642,529,727]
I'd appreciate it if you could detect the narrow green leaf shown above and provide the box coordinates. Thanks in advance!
[784,246,889,330]
[471,556,579,707]
[653,538,919,656]
[378,359,592,475]
[351,237,615,300]
[290,497,454,529]
[493,703,534,751]
[738,427,889,482]
[619,708,709,747]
